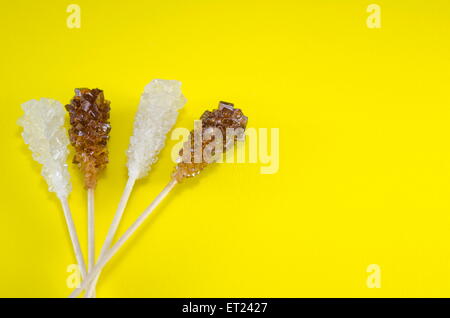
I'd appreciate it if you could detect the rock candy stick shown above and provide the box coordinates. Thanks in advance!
[70,102,247,297]
[18,98,87,279]
[66,88,111,296]
[85,79,186,297]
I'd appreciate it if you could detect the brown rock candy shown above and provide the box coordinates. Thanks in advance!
[172,101,248,182]
[66,88,111,189]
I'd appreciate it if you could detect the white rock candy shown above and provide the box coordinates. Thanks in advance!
[18,98,71,199]
[127,79,186,179]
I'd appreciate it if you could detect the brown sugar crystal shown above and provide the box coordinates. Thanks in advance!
[172,101,248,182]
[66,88,111,189]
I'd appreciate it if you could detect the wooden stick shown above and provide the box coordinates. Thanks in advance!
[85,177,136,297]
[69,179,177,298]
[86,188,95,297]
[60,196,87,279]
[87,188,95,271]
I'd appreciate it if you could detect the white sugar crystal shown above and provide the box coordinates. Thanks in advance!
[18,98,71,199]
[127,79,186,179]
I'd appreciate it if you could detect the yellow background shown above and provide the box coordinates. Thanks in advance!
[1,0,450,297]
